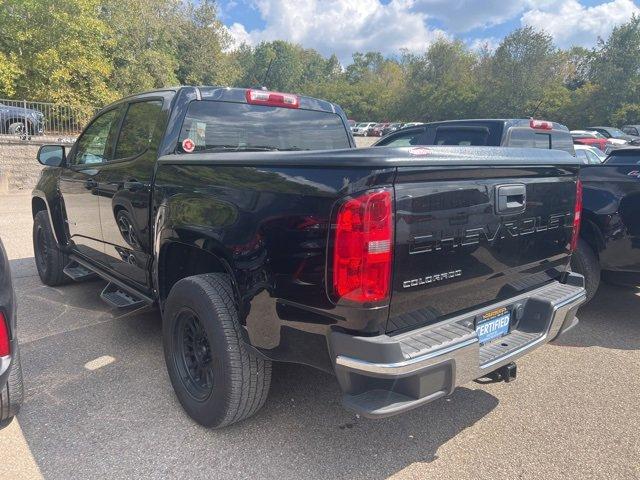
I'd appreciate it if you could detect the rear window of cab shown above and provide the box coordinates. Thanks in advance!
[178,100,351,153]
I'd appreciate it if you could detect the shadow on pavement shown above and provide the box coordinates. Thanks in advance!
[9,257,500,480]
[554,282,640,351]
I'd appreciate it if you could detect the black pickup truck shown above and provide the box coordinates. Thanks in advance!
[32,86,586,427]
[571,147,640,301]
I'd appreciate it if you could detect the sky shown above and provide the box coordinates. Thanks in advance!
[216,0,640,63]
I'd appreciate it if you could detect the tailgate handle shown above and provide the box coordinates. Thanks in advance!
[496,184,526,214]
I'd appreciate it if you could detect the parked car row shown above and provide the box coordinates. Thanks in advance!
[570,125,640,153]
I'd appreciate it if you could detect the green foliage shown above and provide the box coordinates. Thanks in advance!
[1,3,640,130]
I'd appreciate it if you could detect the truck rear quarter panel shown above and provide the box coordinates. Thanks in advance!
[153,163,394,371]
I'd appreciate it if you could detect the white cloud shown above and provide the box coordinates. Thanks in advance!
[413,0,530,32]
[522,0,640,47]
[467,37,501,53]
[223,0,640,62]
[225,0,448,63]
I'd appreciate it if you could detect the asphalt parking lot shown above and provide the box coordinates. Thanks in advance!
[0,191,639,480]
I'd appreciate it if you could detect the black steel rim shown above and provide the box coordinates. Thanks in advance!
[174,309,214,401]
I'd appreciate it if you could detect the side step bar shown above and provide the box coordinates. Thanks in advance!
[63,261,98,282]
[68,254,154,309]
[100,283,147,309]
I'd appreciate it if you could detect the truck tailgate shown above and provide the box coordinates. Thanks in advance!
[388,164,578,332]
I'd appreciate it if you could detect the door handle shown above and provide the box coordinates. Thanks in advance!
[84,179,98,189]
[123,181,144,192]
[496,184,526,214]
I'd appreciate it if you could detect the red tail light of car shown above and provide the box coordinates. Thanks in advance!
[570,179,583,252]
[332,188,394,303]
[0,311,9,357]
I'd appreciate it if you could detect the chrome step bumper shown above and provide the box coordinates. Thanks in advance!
[330,273,586,418]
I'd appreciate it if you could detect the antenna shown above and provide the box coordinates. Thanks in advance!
[261,57,275,89]
[530,98,544,119]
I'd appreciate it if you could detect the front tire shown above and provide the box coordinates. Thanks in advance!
[0,346,24,427]
[33,210,69,286]
[163,274,271,428]
[570,239,600,303]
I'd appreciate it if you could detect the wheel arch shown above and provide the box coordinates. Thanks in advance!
[31,193,64,247]
[157,240,238,306]
[579,212,604,257]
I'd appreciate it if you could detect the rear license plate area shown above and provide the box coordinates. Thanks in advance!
[475,307,511,346]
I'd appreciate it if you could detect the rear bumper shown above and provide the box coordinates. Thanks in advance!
[330,273,586,418]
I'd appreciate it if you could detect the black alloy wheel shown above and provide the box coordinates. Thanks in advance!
[174,309,215,401]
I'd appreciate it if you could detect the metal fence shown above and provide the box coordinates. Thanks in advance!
[0,98,94,141]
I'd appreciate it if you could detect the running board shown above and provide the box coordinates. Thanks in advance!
[67,254,155,309]
[100,282,147,309]
[63,261,98,282]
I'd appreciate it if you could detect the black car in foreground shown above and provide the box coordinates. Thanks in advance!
[0,238,23,426]
[571,147,640,301]
[31,86,585,427]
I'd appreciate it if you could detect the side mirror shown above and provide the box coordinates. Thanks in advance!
[37,145,65,167]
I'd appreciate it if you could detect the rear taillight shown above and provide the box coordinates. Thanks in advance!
[570,179,583,252]
[332,188,393,303]
[246,89,300,109]
[0,312,9,357]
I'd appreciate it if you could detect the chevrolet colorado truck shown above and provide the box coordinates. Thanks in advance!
[571,147,640,301]
[31,86,586,427]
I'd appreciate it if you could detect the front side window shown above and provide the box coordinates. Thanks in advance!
[179,101,350,152]
[73,109,120,165]
[114,100,163,159]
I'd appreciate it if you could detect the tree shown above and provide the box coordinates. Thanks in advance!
[99,0,182,94]
[590,15,640,122]
[478,27,564,118]
[398,39,480,121]
[175,0,237,86]
[0,0,115,109]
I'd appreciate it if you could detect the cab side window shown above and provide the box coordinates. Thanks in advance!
[72,109,120,165]
[113,100,163,160]
[378,128,426,147]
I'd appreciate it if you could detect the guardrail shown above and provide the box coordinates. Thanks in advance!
[0,98,94,141]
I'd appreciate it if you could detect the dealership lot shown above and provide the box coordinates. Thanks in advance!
[0,191,639,480]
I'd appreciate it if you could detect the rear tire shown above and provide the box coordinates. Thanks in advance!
[33,210,69,286]
[570,239,600,303]
[163,273,271,428]
[0,346,24,427]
